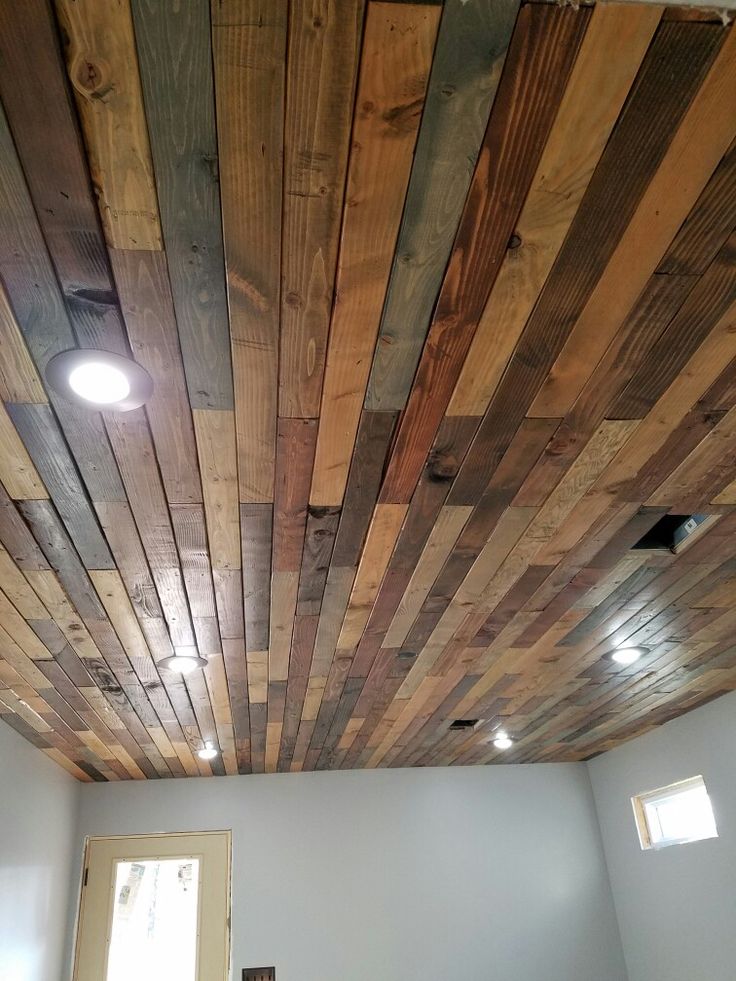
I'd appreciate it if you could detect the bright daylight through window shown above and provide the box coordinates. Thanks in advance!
[632,775,718,850]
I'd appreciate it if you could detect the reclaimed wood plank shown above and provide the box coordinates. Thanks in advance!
[379,3,591,504]
[132,0,233,410]
[279,0,364,417]
[54,0,162,249]
[212,0,286,500]
[448,20,726,506]
[529,22,735,417]
[447,1,662,417]
[310,1,441,506]
[366,0,521,411]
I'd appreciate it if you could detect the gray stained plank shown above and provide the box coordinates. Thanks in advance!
[16,499,107,620]
[331,411,398,568]
[131,0,233,409]
[109,248,204,506]
[379,3,592,505]
[0,0,116,293]
[241,504,273,653]
[7,403,115,570]
[0,484,50,570]
[365,0,521,412]
[272,418,318,573]
[297,507,341,616]
[0,102,126,505]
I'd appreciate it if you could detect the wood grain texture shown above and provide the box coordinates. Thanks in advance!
[0,0,123,365]
[310,1,441,506]
[193,410,241,571]
[365,0,521,412]
[54,0,162,249]
[3,3,736,779]
[379,3,591,505]
[529,21,736,418]
[109,249,203,505]
[447,18,726,508]
[132,0,233,411]
[0,286,47,404]
[212,0,286,501]
[447,1,662,417]
[279,0,364,418]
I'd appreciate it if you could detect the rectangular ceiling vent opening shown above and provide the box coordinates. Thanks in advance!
[243,970,275,981]
[449,719,479,730]
[632,513,711,553]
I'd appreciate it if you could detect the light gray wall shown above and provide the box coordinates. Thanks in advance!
[74,762,627,981]
[0,720,80,981]
[588,691,736,981]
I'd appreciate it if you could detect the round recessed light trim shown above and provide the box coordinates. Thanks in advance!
[197,741,219,761]
[46,348,153,412]
[611,646,648,666]
[159,653,207,675]
[493,731,513,750]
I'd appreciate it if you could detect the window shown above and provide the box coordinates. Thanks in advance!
[632,775,718,850]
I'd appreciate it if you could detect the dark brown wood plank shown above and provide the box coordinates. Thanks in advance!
[447,21,726,506]
[365,0,520,412]
[379,3,591,504]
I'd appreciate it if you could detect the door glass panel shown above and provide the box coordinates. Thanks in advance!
[106,857,200,981]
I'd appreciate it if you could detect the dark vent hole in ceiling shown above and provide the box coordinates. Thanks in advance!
[632,514,708,552]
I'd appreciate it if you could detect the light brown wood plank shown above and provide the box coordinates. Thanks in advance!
[310,1,441,506]
[54,0,162,249]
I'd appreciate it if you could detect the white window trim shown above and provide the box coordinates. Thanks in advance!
[631,774,718,851]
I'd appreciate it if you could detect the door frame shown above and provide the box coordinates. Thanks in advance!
[72,831,232,981]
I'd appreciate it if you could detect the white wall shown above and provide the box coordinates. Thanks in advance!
[0,720,80,981]
[75,763,627,981]
[588,691,736,981]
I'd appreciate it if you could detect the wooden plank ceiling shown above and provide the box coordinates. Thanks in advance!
[0,0,735,782]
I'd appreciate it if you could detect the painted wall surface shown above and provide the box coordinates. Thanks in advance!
[589,691,736,981]
[75,763,627,981]
[0,720,80,981]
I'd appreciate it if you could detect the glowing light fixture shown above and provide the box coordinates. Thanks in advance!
[69,361,131,403]
[493,731,513,750]
[46,348,153,412]
[197,741,219,761]
[159,652,207,675]
[611,646,647,666]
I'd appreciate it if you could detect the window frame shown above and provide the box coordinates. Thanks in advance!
[631,774,718,851]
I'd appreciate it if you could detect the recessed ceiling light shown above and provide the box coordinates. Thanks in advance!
[159,653,207,675]
[69,361,131,403]
[611,646,647,666]
[493,731,513,750]
[197,741,219,761]
[46,348,153,412]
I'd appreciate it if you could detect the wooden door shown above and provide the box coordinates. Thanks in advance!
[73,832,231,981]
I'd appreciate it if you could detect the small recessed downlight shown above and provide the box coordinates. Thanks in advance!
[611,646,647,666]
[46,348,153,412]
[197,741,219,761]
[69,361,131,404]
[493,732,513,750]
[159,653,207,675]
